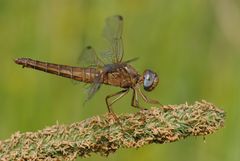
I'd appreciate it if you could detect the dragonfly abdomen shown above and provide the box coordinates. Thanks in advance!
[14,58,100,83]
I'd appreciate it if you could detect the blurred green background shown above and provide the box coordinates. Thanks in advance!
[0,0,240,161]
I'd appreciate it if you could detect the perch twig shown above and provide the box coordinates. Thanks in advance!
[0,100,225,161]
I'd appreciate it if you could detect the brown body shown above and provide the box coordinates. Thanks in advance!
[14,16,160,115]
[14,58,140,89]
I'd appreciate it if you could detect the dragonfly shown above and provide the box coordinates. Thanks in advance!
[14,15,160,113]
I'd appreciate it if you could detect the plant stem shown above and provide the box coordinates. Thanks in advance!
[0,100,225,161]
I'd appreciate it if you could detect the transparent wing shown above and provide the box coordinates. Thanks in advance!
[83,66,111,102]
[78,15,125,102]
[78,46,104,67]
[76,46,104,102]
[84,82,101,102]
[103,15,124,63]
[99,50,113,64]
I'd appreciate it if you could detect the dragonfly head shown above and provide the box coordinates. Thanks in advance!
[142,69,159,91]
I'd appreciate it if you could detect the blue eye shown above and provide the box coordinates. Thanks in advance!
[143,70,159,91]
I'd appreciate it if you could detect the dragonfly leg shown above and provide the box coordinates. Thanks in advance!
[105,89,129,113]
[137,88,162,106]
[131,88,146,110]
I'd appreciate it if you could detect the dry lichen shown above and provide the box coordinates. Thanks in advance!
[0,100,225,161]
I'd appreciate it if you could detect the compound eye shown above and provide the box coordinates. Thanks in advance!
[143,70,157,91]
[144,72,154,88]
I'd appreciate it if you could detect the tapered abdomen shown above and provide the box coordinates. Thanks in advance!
[14,58,100,83]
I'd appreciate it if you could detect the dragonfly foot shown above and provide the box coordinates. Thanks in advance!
[109,111,118,120]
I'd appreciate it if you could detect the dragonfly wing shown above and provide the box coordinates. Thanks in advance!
[78,46,104,67]
[84,82,102,102]
[103,15,124,63]
[83,72,104,102]
[99,50,113,64]
[83,66,110,102]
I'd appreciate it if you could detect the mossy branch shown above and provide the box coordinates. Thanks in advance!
[0,100,225,161]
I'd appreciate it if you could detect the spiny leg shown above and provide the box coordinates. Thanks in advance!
[105,89,129,133]
[105,89,129,113]
[109,90,129,107]
[131,88,147,121]
[131,88,146,110]
[131,88,138,108]
[137,88,162,106]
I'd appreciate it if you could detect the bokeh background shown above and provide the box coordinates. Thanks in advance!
[0,0,240,161]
